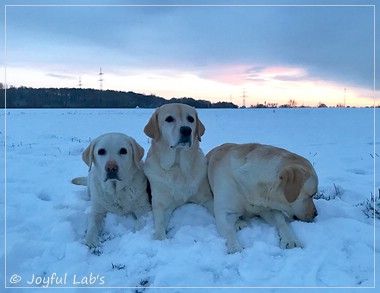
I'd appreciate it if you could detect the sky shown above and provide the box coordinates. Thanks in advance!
[1,0,379,107]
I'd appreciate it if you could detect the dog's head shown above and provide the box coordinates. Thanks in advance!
[82,133,144,193]
[144,103,205,149]
[280,165,318,222]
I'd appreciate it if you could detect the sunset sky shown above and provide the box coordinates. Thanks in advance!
[1,0,378,107]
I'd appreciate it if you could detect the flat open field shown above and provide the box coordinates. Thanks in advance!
[2,108,378,290]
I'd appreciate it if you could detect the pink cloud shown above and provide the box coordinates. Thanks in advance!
[199,64,252,85]
[201,64,309,85]
[244,66,308,82]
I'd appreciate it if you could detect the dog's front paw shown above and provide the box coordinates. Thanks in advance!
[85,235,99,249]
[280,237,303,249]
[226,240,243,254]
[227,245,243,254]
[154,231,167,240]
[235,219,248,231]
[84,238,102,255]
[88,246,102,256]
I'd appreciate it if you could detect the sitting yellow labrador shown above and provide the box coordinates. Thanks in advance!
[144,103,213,240]
[207,143,318,253]
[72,133,151,248]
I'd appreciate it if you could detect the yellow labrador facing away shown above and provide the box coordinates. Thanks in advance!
[72,133,151,248]
[144,103,213,240]
[207,143,318,254]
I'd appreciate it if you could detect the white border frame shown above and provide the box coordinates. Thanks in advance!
[3,1,377,290]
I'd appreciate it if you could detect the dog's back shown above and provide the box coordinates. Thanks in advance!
[207,143,317,206]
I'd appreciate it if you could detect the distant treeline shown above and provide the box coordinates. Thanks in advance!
[0,87,238,109]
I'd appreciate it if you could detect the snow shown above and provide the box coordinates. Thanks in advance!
[1,107,378,291]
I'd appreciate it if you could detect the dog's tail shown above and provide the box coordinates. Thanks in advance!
[71,176,87,186]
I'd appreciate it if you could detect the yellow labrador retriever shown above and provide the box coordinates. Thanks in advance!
[72,133,151,248]
[207,143,318,253]
[144,103,213,240]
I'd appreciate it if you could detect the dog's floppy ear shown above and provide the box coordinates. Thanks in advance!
[195,113,205,142]
[144,108,160,141]
[129,137,145,170]
[82,140,96,171]
[280,166,306,203]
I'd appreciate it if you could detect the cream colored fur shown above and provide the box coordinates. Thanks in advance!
[207,143,318,253]
[72,133,151,248]
[144,103,213,240]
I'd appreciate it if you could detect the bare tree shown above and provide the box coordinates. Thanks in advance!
[288,99,297,108]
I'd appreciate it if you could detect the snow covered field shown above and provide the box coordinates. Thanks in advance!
[2,107,379,291]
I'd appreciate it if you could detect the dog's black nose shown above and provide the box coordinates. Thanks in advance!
[180,126,192,136]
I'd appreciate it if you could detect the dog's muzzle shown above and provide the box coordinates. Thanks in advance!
[171,126,192,148]
[293,210,318,222]
[106,171,120,181]
[105,160,121,181]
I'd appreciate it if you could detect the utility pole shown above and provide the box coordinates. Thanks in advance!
[99,68,104,90]
[344,88,346,107]
[78,76,82,89]
[242,88,247,108]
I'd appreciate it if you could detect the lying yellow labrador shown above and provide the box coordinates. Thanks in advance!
[72,133,151,248]
[144,103,213,240]
[207,143,318,253]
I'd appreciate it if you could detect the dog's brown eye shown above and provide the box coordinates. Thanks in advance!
[98,148,106,156]
[187,116,195,123]
[165,116,174,123]
[120,148,127,155]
